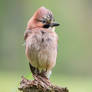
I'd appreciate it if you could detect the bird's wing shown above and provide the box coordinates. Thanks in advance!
[24,30,32,40]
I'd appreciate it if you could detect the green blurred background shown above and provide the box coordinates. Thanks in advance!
[0,0,92,92]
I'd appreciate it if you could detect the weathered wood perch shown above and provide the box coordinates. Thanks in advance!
[18,75,69,92]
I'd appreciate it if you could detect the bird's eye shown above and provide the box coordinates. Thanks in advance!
[42,20,46,23]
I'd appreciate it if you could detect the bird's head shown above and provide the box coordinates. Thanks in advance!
[27,6,60,30]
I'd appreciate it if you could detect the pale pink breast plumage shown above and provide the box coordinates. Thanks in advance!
[25,28,58,72]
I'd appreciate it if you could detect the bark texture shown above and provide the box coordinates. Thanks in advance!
[18,75,69,92]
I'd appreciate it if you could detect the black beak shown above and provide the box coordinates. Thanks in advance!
[50,22,60,27]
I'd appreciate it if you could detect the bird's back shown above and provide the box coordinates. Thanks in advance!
[25,28,58,71]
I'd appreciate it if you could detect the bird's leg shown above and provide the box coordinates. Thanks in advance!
[38,69,51,86]
[39,69,49,79]
[40,70,47,78]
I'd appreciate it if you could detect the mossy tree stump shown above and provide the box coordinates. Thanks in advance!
[18,75,69,92]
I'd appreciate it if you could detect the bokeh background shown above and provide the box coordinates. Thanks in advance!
[0,0,92,92]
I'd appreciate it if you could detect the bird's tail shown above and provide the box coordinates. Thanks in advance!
[29,63,39,75]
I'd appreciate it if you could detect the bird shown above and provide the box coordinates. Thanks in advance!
[24,6,60,79]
